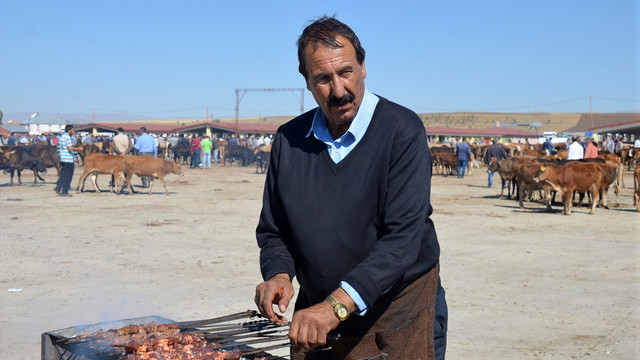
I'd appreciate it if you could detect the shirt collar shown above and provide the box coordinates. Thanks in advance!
[306,89,379,143]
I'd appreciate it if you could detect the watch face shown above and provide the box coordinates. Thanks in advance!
[336,305,348,320]
[337,307,348,318]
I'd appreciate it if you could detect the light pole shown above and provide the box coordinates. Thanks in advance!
[28,112,38,134]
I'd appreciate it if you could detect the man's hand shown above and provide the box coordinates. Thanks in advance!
[288,301,340,352]
[254,273,294,325]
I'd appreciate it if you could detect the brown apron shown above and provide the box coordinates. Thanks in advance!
[295,264,439,360]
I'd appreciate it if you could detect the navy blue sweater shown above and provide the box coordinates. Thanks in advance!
[256,96,440,308]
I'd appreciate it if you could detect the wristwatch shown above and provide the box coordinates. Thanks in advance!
[325,294,349,321]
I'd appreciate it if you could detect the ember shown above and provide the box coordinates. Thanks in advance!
[43,312,283,360]
[75,322,254,360]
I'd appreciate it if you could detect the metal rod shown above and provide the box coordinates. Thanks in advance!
[176,309,261,328]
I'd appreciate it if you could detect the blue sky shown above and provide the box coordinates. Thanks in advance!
[1,0,638,121]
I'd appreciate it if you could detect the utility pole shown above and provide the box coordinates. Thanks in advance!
[589,96,593,129]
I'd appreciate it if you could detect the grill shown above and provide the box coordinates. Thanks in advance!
[41,311,288,360]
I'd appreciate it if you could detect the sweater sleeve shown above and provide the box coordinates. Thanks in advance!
[256,132,296,282]
[342,118,435,307]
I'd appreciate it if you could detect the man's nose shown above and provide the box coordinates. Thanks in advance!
[329,78,346,99]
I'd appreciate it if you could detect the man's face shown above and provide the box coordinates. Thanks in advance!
[303,36,366,137]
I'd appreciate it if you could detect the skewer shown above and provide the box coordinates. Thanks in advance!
[176,309,261,328]
[204,328,287,342]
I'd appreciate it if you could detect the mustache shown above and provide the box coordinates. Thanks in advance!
[327,93,355,107]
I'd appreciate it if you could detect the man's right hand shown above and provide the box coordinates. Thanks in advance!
[255,273,294,325]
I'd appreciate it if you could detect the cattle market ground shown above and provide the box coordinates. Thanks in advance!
[0,163,638,359]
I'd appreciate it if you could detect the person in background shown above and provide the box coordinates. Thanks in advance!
[456,136,471,178]
[614,135,624,153]
[254,16,446,360]
[212,136,220,165]
[53,125,83,197]
[83,133,94,146]
[484,139,509,188]
[112,127,132,156]
[190,135,202,168]
[567,135,584,160]
[583,138,598,159]
[543,137,554,156]
[603,136,615,153]
[134,127,157,187]
[200,136,213,169]
[7,132,18,145]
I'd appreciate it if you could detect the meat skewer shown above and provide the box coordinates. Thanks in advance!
[176,310,261,329]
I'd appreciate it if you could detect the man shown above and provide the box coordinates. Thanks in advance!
[53,125,83,197]
[584,138,598,158]
[7,132,18,146]
[212,136,220,165]
[134,127,157,187]
[543,137,554,156]
[614,135,624,153]
[190,135,202,168]
[456,136,471,178]
[254,16,446,360]
[603,136,615,153]
[484,139,509,188]
[200,136,213,169]
[83,133,94,146]
[112,127,132,156]
[567,135,584,160]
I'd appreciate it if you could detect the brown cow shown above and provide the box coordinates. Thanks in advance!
[76,153,125,194]
[122,156,184,195]
[533,162,605,215]
[513,157,553,211]
[488,156,520,199]
[598,153,624,190]
[433,152,457,176]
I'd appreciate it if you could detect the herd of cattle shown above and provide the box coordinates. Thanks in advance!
[430,142,640,214]
[0,142,272,195]
[1,141,639,213]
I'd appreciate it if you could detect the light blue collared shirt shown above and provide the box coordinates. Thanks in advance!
[306,89,379,314]
[306,89,379,164]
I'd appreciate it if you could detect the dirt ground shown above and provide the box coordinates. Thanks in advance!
[0,161,638,359]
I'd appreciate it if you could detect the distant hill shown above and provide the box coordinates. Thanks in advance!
[4,111,637,135]
[417,112,638,135]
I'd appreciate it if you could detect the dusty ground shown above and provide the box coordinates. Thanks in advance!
[0,161,638,359]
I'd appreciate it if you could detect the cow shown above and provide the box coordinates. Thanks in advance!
[532,162,606,215]
[634,165,640,212]
[433,152,457,176]
[488,156,520,199]
[122,156,184,195]
[24,144,61,180]
[171,145,192,165]
[76,153,126,194]
[0,146,48,186]
[157,140,171,160]
[598,153,624,190]
[223,145,256,167]
[513,157,553,211]
[255,151,270,174]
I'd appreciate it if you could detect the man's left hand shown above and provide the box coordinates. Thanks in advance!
[288,301,339,352]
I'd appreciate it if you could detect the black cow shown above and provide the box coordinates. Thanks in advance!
[223,145,256,167]
[171,145,192,165]
[23,144,61,180]
[0,146,48,186]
